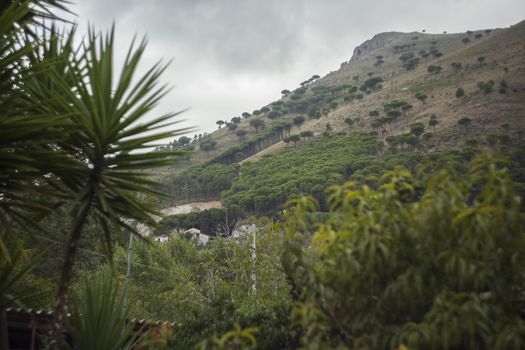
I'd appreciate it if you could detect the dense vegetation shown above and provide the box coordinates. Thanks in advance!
[71,154,525,349]
[166,131,525,221]
[282,154,525,349]
[3,2,525,349]
[106,227,294,349]
[221,133,384,214]
[166,163,240,202]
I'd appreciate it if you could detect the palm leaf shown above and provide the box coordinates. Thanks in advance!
[37,26,191,233]
[0,241,47,309]
[68,274,143,350]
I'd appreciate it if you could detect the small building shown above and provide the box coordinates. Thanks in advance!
[232,224,256,239]
[184,228,210,246]
[154,235,169,243]
[184,228,201,235]
[197,233,210,245]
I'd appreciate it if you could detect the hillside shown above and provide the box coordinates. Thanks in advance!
[161,20,525,172]
[160,20,525,210]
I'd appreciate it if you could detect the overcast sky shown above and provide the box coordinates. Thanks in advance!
[65,0,525,137]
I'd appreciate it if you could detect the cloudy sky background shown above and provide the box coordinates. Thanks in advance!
[64,0,525,137]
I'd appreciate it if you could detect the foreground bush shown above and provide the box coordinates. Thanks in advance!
[282,154,525,349]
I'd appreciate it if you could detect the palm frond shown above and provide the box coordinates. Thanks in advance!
[38,26,191,234]
[0,241,47,309]
[68,274,142,350]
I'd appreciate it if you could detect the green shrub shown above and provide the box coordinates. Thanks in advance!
[282,155,525,349]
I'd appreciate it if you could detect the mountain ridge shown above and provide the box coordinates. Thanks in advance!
[160,19,525,176]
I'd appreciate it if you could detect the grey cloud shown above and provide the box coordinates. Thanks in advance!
[66,0,524,133]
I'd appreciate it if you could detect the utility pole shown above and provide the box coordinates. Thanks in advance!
[224,207,230,236]
[123,231,133,307]
[251,224,257,294]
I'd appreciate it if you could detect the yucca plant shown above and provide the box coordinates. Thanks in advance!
[2,1,189,347]
[1,3,72,349]
[20,26,191,346]
[67,274,142,350]
[0,0,72,255]
[0,242,48,310]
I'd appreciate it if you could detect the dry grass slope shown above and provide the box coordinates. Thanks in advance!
[169,20,525,171]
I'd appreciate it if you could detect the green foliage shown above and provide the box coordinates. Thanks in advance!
[430,48,443,58]
[499,80,508,94]
[399,52,420,70]
[458,117,473,132]
[235,129,248,140]
[267,111,280,121]
[222,133,389,214]
[410,122,425,138]
[465,139,479,147]
[419,50,430,59]
[451,62,462,71]
[415,92,428,103]
[486,134,499,147]
[68,274,142,350]
[386,133,419,151]
[179,136,191,145]
[361,77,384,91]
[456,87,465,98]
[292,116,305,128]
[109,231,293,349]
[422,132,433,141]
[282,155,525,349]
[322,123,332,137]
[168,163,240,202]
[289,134,301,145]
[200,139,218,154]
[299,131,314,139]
[1,4,189,342]
[429,115,439,128]
[249,118,265,133]
[0,2,76,236]
[427,65,442,74]
[344,117,354,128]
[369,110,380,118]
[478,80,495,94]
[196,323,257,350]
[0,242,47,309]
